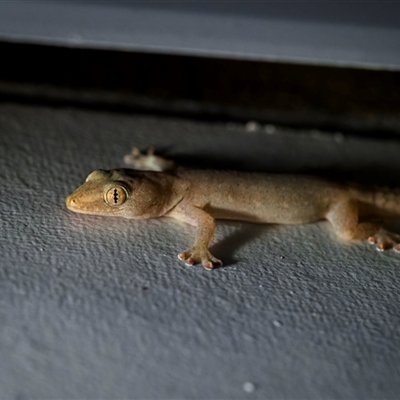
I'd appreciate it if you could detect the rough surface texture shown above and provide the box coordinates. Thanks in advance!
[1,103,400,399]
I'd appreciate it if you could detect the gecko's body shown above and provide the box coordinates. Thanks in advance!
[174,170,343,224]
[66,149,400,269]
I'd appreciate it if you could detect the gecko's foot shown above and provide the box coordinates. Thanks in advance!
[124,147,176,172]
[368,229,400,252]
[178,247,223,270]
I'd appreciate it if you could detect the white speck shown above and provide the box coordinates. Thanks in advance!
[264,124,276,134]
[273,320,282,327]
[245,121,261,132]
[243,382,256,393]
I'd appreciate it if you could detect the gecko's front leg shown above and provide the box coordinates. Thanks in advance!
[167,204,222,270]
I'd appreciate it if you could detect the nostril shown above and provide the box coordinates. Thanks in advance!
[65,195,75,208]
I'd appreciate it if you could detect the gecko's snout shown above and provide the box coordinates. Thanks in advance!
[65,194,77,210]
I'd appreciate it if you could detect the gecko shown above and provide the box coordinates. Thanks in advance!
[65,147,400,269]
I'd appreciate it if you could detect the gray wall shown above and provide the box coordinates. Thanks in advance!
[1,103,400,398]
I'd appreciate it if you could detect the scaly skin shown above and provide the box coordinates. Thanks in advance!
[65,149,400,269]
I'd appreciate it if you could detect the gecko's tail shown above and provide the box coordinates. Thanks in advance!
[351,185,400,218]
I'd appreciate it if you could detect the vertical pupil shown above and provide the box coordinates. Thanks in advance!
[113,188,118,203]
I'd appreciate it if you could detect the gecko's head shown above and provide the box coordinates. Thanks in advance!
[65,169,174,218]
[65,169,132,216]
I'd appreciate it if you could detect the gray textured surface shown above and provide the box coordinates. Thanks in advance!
[1,103,400,399]
[1,2,400,70]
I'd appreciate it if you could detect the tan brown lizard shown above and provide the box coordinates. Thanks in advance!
[66,148,400,269]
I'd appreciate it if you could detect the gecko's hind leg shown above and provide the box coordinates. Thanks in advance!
[326,200,400,251]
[124,147,176,172]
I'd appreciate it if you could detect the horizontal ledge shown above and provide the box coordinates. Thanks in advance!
[1,2,400,71]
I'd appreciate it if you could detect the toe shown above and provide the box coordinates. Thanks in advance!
[203,261,214,270]
[212,257,223,266]
[185,257,195,266]
[377,241,391,251]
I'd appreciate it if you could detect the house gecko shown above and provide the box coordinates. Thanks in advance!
[65,147,400,269]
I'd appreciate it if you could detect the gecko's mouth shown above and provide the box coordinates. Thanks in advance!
[65,195,95,214]
[65,194,91,213]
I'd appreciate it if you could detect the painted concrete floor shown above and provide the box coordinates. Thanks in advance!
[0,103,399,399]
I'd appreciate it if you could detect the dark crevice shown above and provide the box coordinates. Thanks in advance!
[1,41,400,138]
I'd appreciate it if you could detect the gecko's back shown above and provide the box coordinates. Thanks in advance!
[177,170,348,224]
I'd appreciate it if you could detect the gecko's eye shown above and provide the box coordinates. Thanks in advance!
[104,186,128,206]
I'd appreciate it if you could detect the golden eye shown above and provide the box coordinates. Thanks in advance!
[105,186,127,206]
